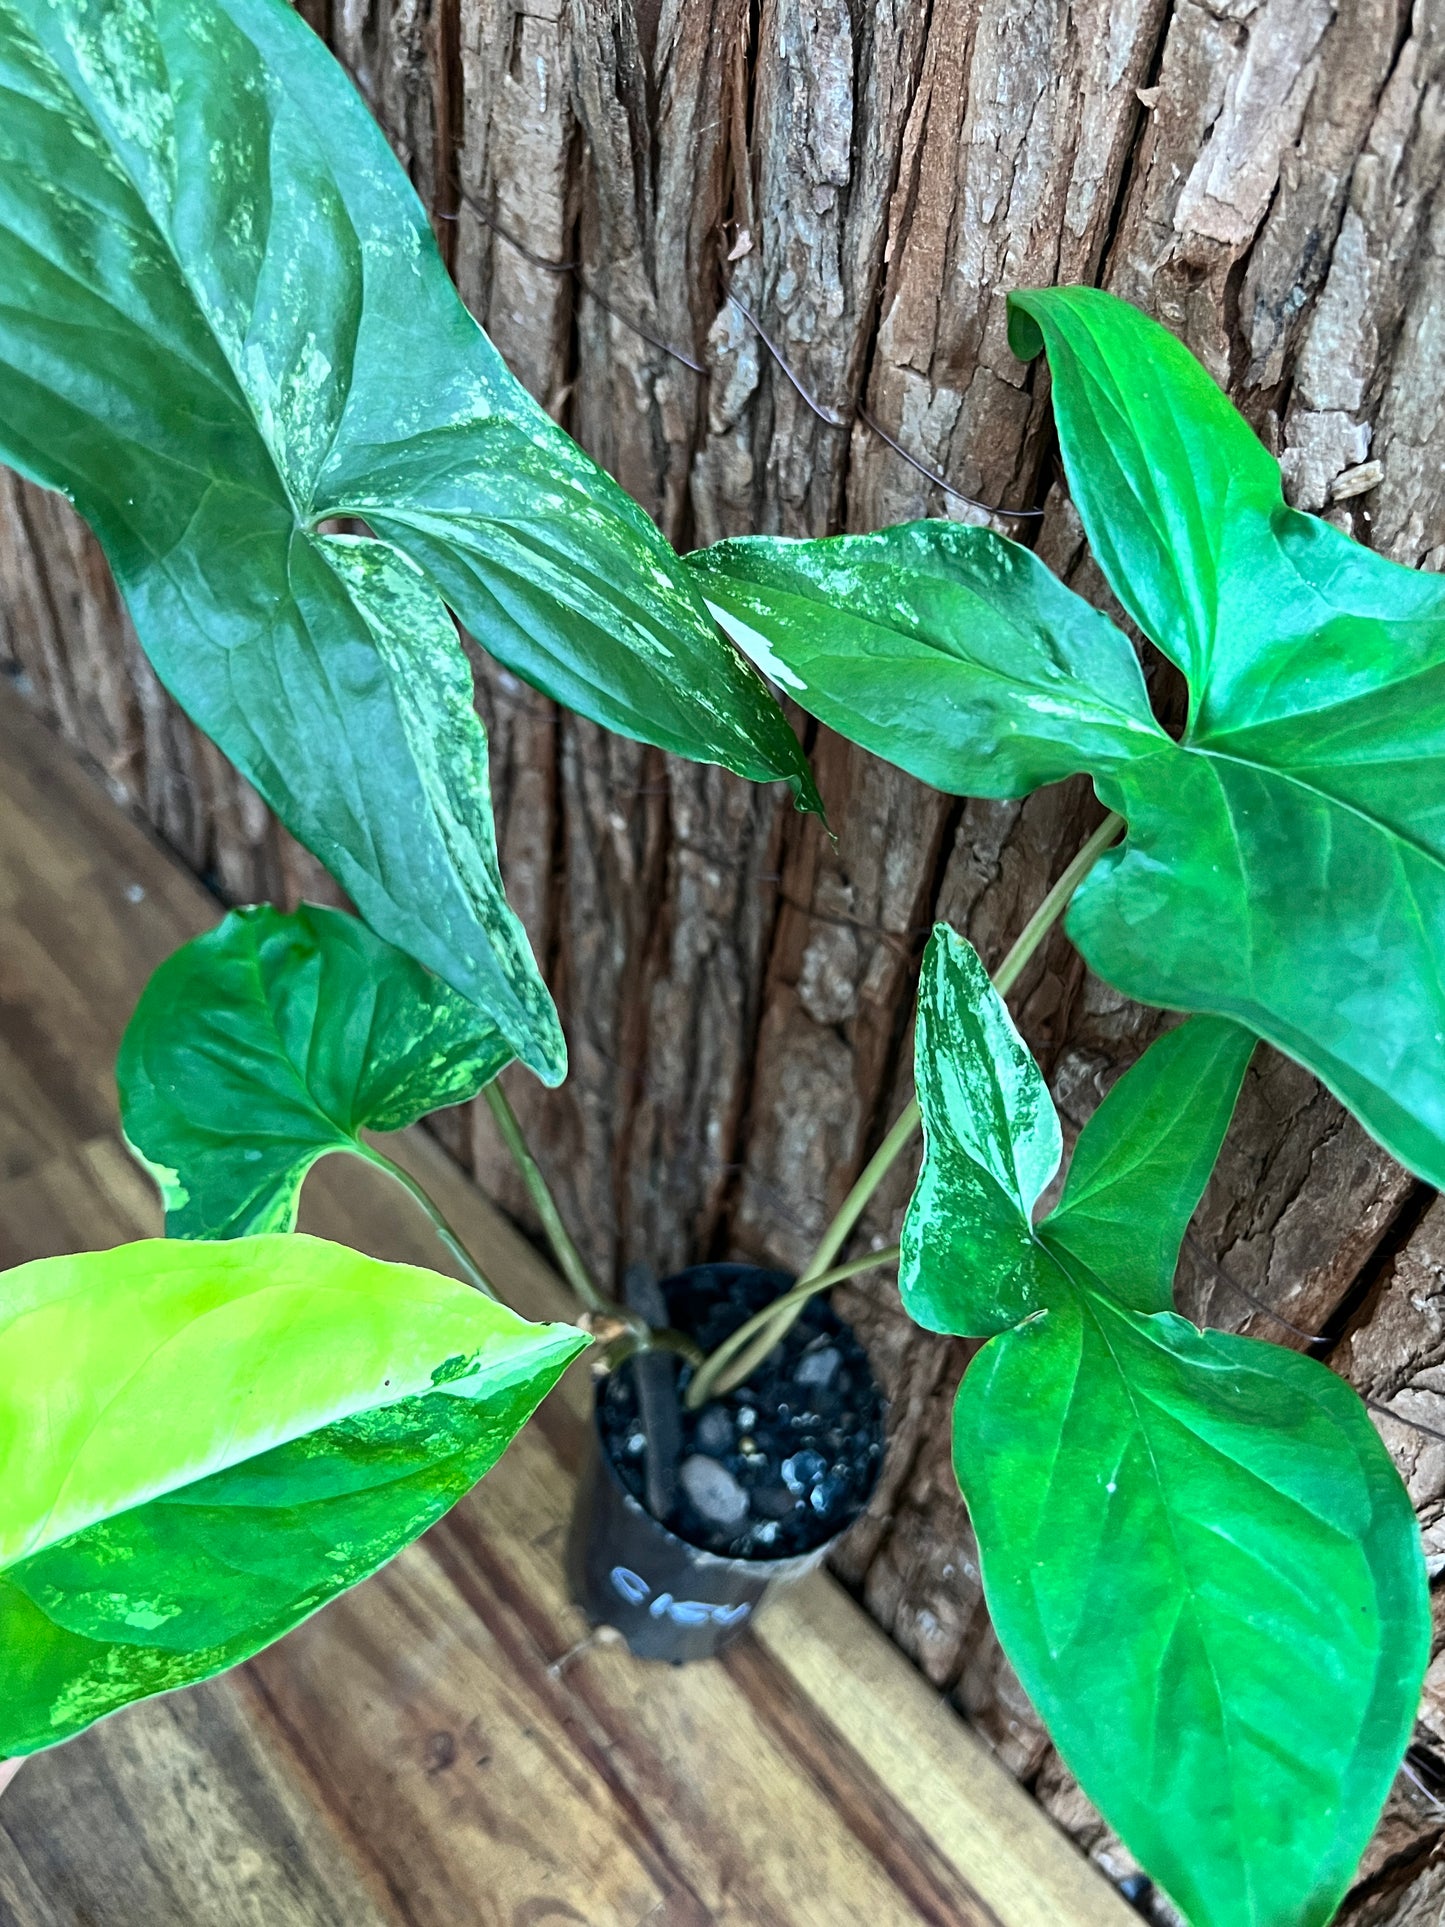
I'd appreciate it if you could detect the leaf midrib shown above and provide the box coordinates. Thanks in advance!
[711,573,1168,742]
[1073,1287,1254,1918]
[238,928,366,1149]
[1187,742,1445,871]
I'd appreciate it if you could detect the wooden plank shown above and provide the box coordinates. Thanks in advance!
[754,1578,1131,1927]
[0,679,1133,1923]
[0,1683,395,1927]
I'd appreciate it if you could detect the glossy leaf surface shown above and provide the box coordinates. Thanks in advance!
[690,521,1165,796]
[118,905,513,1239]
[901,930,1060,1336]
[905,927,1429,1927]
[1009,288,1445,1191]
[693,289,1445,1188]
[0,0,816,1074]
[958,1294,1426,1927]
[0,1235,585,1756]
[1043,1016,1255,1314]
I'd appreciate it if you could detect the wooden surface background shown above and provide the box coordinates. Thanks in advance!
[2,0,1444,1915]
[0,680,1138,1927]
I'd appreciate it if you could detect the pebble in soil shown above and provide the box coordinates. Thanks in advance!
[598,1262,887,1560]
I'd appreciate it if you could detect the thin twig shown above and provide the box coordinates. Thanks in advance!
[722,288,849,428]
[723,289,1043,521]
[456,187,709,373]
[1181,1234,1329,1348]
[1401,1749,1445,1809]
[1367,1399,1445,1450]
[440,168,1042,521]
[858,402,1038,518]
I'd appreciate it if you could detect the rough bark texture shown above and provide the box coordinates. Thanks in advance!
[3,0,1444,1912]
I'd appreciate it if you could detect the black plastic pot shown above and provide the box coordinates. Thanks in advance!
[567,1262,885,1663]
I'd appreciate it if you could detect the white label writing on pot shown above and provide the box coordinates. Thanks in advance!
[609,1564,752,1628]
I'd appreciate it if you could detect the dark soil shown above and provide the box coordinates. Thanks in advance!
[597,1262,887,1561]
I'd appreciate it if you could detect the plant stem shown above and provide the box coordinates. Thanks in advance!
[684,1244,902,1409]
[483,1080,609,1316]
[362,1148,500,1300]
[801,1101,921,1292]
[686,810,1126,1402]
[803,809,1124,1275]
[991,810,1125,997]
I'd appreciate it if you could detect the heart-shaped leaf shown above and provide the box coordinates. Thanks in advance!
[958,1295,1426,1927]
[118,904,514,1239]
[0,1234,586,1756]
[0,0,817,1070]
[905,927,1429,1927]
[690,289,1445,1188]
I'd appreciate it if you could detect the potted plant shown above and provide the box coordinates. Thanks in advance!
[0,0,888,1692]
[112,898,894,1664]
[686,286,1444,1923]
[0,4,1436,1924]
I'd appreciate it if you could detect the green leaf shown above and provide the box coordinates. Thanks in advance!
[956,1296,1427,1927]
[1005,287,1282,686]
[900,926,1060,1335]
[117,904,514,1239]
[0,0,818,1064]
[689,520,1166,797]
[693,287,1445,1188]
[0,1234,587,1756]
[1042,1016,1255,1314]
[1008,288,1445,1188]
[905,932,1429,1924]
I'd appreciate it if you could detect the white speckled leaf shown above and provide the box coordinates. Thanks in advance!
[0,1235,586,1756]
[690,520,1165,797]
[900,926,1061,1335]
[903,940,1429,1926]
[0,0,819,1079]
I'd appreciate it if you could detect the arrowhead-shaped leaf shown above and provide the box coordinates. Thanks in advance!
[0,0,818,1067]
[118,904,515,1239]
[901,929,1061,1335]
[957,1295,1426,1927]
[0,1234,586,1756]
[1008,287,1445,1194]
[691,289,1445,1188]
[905,927,1429,1927]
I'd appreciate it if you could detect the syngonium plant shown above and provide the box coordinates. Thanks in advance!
[0,0,805,1764]
[906,935,1425,1927]
[686,287,1445,1923]
[0,2,1435,1923]
[0,0,835,1775]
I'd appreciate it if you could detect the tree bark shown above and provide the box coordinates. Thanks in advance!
[3,0,1443,1911]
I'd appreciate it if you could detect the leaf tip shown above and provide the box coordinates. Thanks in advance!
[1005,291,1047,364]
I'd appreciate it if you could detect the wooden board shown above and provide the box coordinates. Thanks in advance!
[5,4,1445,1904]
[0,680,1133,1924]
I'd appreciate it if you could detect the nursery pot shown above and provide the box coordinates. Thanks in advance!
[568,1262,886,1664]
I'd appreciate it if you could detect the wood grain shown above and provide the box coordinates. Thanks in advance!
[0,681,1131,1925]
[3,0,1444,1909]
